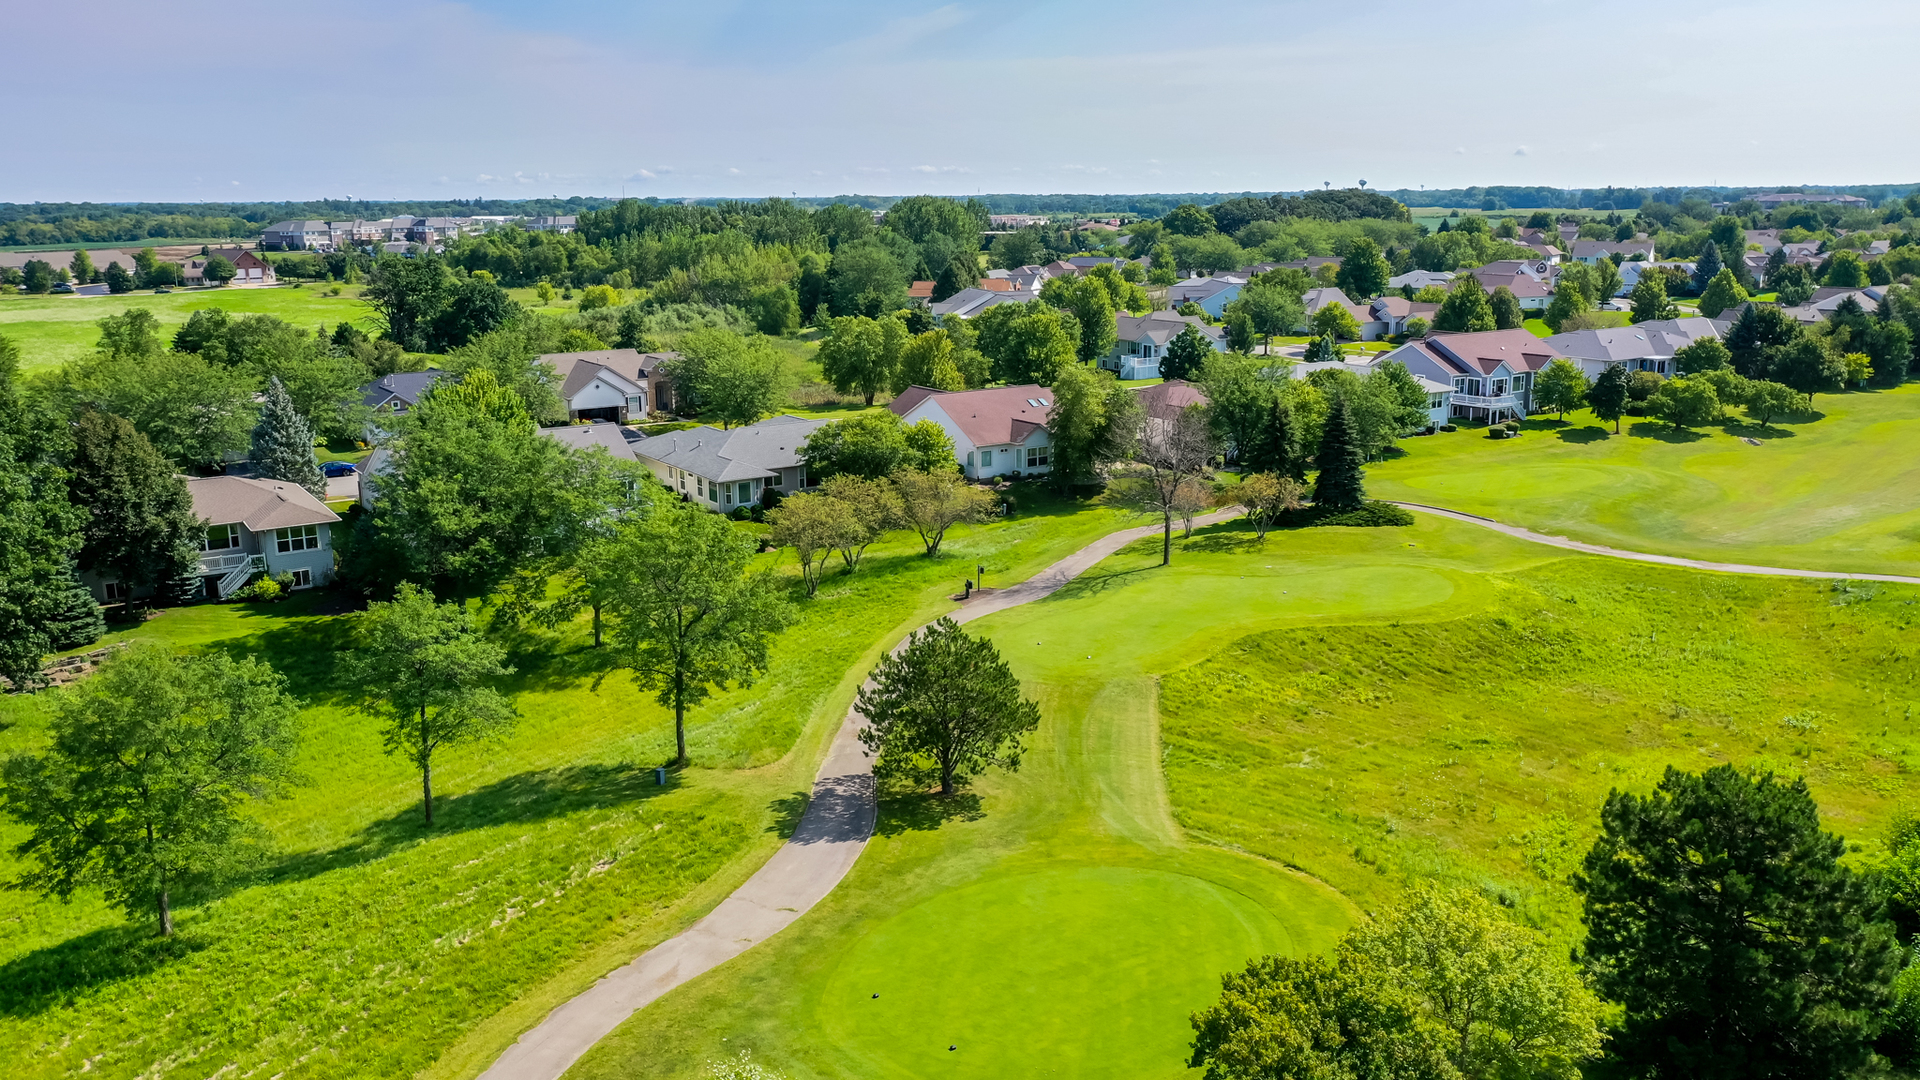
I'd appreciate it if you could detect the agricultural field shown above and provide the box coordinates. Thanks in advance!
[572,510,1920,1079]
[0,287,378,372]
[1368,384,1920,577]
[0,489,1128,1080]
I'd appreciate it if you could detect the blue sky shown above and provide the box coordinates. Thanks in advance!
[9,0,1918,202]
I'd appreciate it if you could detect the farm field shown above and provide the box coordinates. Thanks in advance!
[0,287,378,372]
[1368,384,1920,577]
[571,510,1920,1080]
[0,488,1127,1080]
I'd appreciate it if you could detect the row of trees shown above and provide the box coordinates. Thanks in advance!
[1191,765,1905,1080]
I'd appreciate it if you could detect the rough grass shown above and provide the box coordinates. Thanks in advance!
[0,486,1129,1080]
[0,288,379,372]
[1368,383,1920,576]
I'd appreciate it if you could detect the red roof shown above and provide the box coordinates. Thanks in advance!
[1419,329,1563,375]
[908,280,935,299]
[977,278,1016,292]
[1135,379,1209,422]
[890,384,1054,448]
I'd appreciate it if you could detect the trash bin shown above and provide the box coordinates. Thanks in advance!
[654,767,667,785]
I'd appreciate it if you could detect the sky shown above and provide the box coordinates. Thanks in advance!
[8,0,1920,203]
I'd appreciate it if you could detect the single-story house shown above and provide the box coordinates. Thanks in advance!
[541,349,677,422]
[1302,287,1386,339]
[934,287,1032,320]
[1745,229,1784,254]
[540,421,645,461]
[1618,261,1696,297]
[1780,286,1888,325]
[359,369,451,416]
[1570,238,1656,265]
[1544,317,1722,379]
[1289,357,1454,429]
[633,414,828,512]
[1387,269,1455,292]
[88,475,341,603]
[184,248,277,287]
[908,280,936,305]
[1106,310,1226,379]
[890,384,1053,480]
[1369,296,1441,337]
[1378,329,1565,423]
[1135,379,1208,423]
[1470,268,1555,311]
[1166,275,1246,317]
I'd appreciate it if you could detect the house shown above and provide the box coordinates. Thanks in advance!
[908,280,936,304]
[1779,286,1888,325]
[1387,269,1455,292]
[1745,229,1784,254]
[359,369,451,416]
[1377,329,1566,423]
[540,421,644,461]
[634,414,828,511]
[933,286,1030,320]
[1274,255,1343,276]
[1750,192,1869,208]
[1107,310,1226,379]
[1065,256,1133,272]
[1134,379,1208,422]
[524,215,577,233]
[1617,261,1696,297]
[184,248,277,286]
[86,475,341,603]
[1302,287,1386,339]
[1288,357,1454,429]
[261,220,334,250]
[1166,275,1246,317]
[1368,295,1440,337]
[1470,267,1555,311]
[890,384,1053,480]
[990,214,1049,229]
[540,349,677,422]
[1544,317,1722,379]
[1570,238,1656,265]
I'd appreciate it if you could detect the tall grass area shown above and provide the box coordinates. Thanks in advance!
[1160,556,1920,934]
[0,487,1124,1080]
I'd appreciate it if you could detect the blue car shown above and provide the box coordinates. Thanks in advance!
[322,460,358,478]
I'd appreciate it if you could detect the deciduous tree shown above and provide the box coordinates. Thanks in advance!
[670,328,793,428]
[1588,364,1632,434]
[766,492,860,598]
[818,315,900,405]
[893,467,997,556]
[1311,301,1362,341]
[0,647,300,935]
[0,336,85,689]
[818,474,901,571]
[1534,357,1590,420]
[1743,379,1802,427]
[1648,375,1719,429]
[1334,237,1392,299]
[1044,363,1140,490]
[1108,405,1217,565]
[1237,473,1306,539]
[1161,323,1217,382]
[1433,275,1496,333]
[1629,271,1678,323]
[1489,285,1524,330]
[856,617,1040,795]
[1696,267,1749,318]
[1674,337,1732,374]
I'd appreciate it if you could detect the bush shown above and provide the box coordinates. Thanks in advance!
[1273,501,1416,529]
[730,505,754,521]
[1879,959,1920,1066]
[231,574,283,603]
[1439,423,1457,432]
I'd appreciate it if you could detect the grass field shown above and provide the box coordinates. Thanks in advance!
[1369,384,1920,577]
[0,487,1130,1080]
[0,287,378,372]
[0,238,256,253]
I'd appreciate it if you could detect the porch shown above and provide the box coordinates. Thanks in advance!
[1449,393,1528,423]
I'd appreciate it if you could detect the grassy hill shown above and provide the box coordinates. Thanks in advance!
[0,287,379,372]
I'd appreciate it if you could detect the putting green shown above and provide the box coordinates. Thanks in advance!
[816,867,1290,1079]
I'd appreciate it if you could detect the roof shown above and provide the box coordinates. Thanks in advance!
[540,349,675,401]
[1134,379,1209,422]
[1387,270,1454,290]
[1370,296,1439,320]
[1570,239,1656,259]
[1404,329,1564,376]
[360,369,451,409]
[539,421,644,460]
[890,384,1055,448]
[1544,318,1720,363]
[1115,309,1224,347]
[1167,276,1245,304]
[633,414,827,482]
[1472,270,1553,300]
[933,287,1028,318]
[908,280,936,300]
[188,475,340,531]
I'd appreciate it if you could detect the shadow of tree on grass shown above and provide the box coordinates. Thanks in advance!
[0,923,210,1019]
[875,787,985,837]
[1554,425,1612,444]
[1627,421,1712,443]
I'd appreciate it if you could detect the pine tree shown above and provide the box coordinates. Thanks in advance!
[1691,240,1724,295]
[250,376,326,497]
[42,563,105,650]
[1245,395,1305,480]
[1302,333,1341,363]
[68,408,201,613]
[0,334,85,690]
[1311,395,1367,511]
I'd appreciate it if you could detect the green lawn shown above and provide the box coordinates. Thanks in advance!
[0,238,255,253]
[0,287,378,372]
[0,486,1131,1080]
[572,509,1920,1079]
[1368,385,1920,577]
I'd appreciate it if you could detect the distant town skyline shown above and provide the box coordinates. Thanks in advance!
[10,0,1919,204]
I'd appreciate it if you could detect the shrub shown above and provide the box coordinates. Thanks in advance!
[1313,501,1416,527]
[730,505,754,521]
[1439,423,1457,432]
[231,574,283,603]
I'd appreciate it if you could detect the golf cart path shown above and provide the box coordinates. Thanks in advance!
[1391,502,1920,585]
[476,509,1239,1080]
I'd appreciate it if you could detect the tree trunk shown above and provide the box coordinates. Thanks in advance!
[674,675,689,767]
[591,602,603,647]
[940,760,954,795]
[1161,515,1172,566]
[157,887,173,937]
[420,706,434,826]
[865,392,876,406]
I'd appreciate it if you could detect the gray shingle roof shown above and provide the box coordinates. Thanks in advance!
[1544,318,1720,362]
[540,422,644,460]
[634,415,828,482]
[360,369,450,410]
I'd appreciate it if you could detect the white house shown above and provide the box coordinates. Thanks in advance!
[89,475,341,603]
[1290,357,1454,429]
[1570,238,1656,265]
[1166,275,1246,317]
[1387,269,1455,291]
[1377,329,1566,423]
[1106,310,1226,379]
[541,349,676,423]
[890,384,1053,480]
[633,414,828,512]
[1545,318,1722,379]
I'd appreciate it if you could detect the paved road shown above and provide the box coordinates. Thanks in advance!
[475,509,1237,1080]
[1391,502,1920,585]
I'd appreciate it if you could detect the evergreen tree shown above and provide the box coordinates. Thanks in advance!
[1311,394,1366,510]
[1433,275,1496,333]
[1160,323,1216,381]
[1244,395,1306,480]
[42,563,105,651]
[1302,333,1341,362]
[1488,285,1524,330]
[933,252,978,302]
[0,334,85,690]
[67,408,201,612]
[250,376,326,497]
[1691,240,1724,295]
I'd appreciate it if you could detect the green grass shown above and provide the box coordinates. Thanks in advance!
[1523,317,1551,337]
[0,238,255,253]
[1368,384,1920,577]
[0,486,1132,1080]
[0,288,378,372]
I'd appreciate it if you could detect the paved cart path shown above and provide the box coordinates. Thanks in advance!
[476,510,1237,1080]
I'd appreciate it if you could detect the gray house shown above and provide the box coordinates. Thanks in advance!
[1545,317,1722,379]
[360,369,451,416]
[90,475,340,603]
[633,414,830,512]
[1105,310,1226,379]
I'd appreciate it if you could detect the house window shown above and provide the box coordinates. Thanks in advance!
[200,523,239,551]
[737,482,751,503]
[625,394,642,414]
[1491,378,1508,396]
[980,449,993,467]
[275,525,318,553]
[288,569,312,589]
[708,481,719,503]
[1026,446,1048,468]
[103,581,128,601]
[966,452,975,467]
[697,476,705,496]
[770,471,782,487]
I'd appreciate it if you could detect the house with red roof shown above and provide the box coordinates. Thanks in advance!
[1376,329,1566,423]
[889,384,1055,479]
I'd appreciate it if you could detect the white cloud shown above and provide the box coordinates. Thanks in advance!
[727,167,742,175]
[230,180,240,186]
[1514,146,1529,156]
[632,169,657,180]
[910,164,968,174]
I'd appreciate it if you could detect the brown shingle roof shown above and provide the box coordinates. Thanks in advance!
[893,384,1055,448]
[188,475,339,531]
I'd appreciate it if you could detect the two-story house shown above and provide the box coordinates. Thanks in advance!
[540,349,679,422]
[1166,275,1246,317]
[890,384,1053,480]
[89,475,341,603]
[1378,329,1565,424]
[1106,310,1226,379]
[633,414,829,512]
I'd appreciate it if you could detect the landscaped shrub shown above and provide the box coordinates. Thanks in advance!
[1272,501,1415,529]
[231,575,283,602]
[1440,423,1457,432]
[730,505,754,521]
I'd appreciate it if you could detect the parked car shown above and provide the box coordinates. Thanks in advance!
[153,287,171,294]
[322,460,358,478]
[50,282,74,293]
